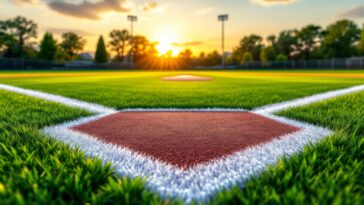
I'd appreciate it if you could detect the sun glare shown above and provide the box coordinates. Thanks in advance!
[155,31,180,56]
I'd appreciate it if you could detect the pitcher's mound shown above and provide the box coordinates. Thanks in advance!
[161,75,213,81]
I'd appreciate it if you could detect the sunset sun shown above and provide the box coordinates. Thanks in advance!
[155,31,180,56]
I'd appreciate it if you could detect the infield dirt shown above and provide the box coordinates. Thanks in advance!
[72,111,300,169]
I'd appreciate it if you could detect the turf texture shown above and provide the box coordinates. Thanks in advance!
[0,70,364,204]
[1,70,364,109]
[0,90,165,205]
[210,91,364,204]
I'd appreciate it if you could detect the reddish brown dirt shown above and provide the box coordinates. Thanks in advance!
[72,112,300,169]
[161,75,213,81]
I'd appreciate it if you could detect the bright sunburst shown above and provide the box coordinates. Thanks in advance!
[154,30,180,56]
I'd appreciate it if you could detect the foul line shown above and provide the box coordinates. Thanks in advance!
[1,83,364,115]
[254,84,364,114]
[1,83,364,203]
[0,84,116,114]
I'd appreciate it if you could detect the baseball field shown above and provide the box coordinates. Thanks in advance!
[0,70,363,204]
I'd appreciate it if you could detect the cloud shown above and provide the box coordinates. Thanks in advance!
[251,0,297,6]
[172,41,203,47]
[195,7,216,15]
[44,27,94,36]
[338,5,364,19]
[10,0,38,6]
[47,0,130,20]
[10,0,164,18]
[140,2,168,14]
[140,1,157,12]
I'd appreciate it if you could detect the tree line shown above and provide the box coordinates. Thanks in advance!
[0,16,86,61]
[0,16,158,64]
[1,16,364,68]
[230,20,364,64]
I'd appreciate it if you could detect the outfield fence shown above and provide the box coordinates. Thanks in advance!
[0,58,64,70]
[237,57,364,70]
[1,56,364,70]
[195,57,364,70]
[0,58,135,70]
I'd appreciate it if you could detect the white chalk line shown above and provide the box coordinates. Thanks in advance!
[0,84,117,114]
[1,83,364,203]
[254,84,364,114]
[43,113,330,203]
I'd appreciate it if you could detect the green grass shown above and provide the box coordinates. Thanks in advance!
[1,70,364,204]
[0,90,164,205]
[278,91,364,136]
[1,70,364,109]
[211,91,364,204]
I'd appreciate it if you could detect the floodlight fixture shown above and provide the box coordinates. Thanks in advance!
[128,15,138,22]
[218,14,229,22]
[218,14,229,69]
[127,15,138,68]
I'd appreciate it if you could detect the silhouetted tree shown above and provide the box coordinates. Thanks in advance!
[260,49,268,63]
[276,54,288,62]
[179,49,193,63]
[147,41,158,57]
[130,35,155,61]
[276,30,297,60]
[197,52,206,66]
[358,24,364,55]
[0,33,14,56]
[321,20,360,58]
[260,35,278,61]
[60,32,86,60]
[109,29,129,61]
[267,35,277,47]
[0,16,37,58]
[233,34,263,62]
[38,32,57,61]
[241,52,253,64]
[295,25,323,59]
[94,35,108,63]
[205,50,221,66]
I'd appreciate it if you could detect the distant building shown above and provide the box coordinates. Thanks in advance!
[78,52,94,61]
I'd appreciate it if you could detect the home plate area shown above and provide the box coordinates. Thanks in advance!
[71,111,299,169]
[44,109,331,203]
[1,84,364,203]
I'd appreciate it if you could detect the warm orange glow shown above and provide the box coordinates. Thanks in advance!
[154,30,181,56]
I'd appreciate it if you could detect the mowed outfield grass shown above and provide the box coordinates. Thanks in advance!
[0,70,364,109]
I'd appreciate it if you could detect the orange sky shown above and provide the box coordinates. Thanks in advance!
[1,0,363,56]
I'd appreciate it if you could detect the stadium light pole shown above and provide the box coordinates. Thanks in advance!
[218,14,228,69]
[128,15,138,68]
